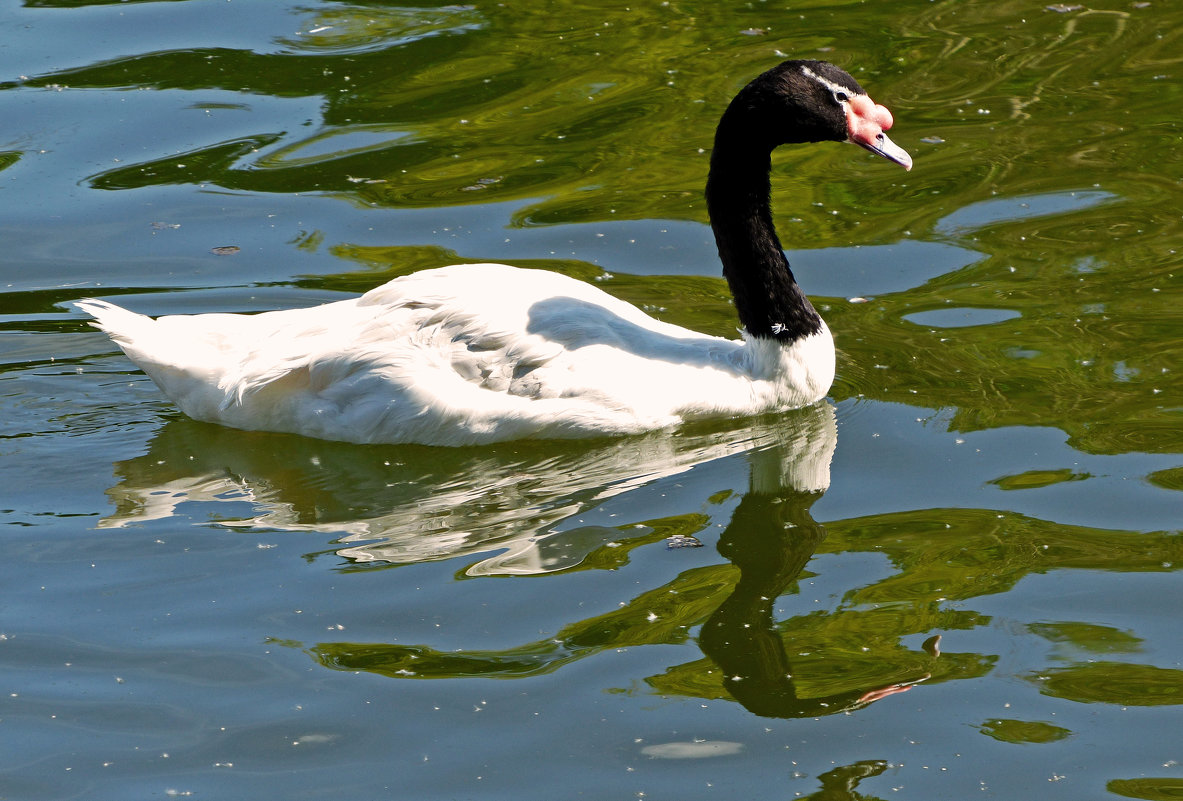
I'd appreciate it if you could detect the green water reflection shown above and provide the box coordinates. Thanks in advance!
[979,718,1073,745]
[96,402,1179,720]
[1109,777,1183,801]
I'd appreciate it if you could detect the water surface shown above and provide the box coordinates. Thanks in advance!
[2,1,1182,798]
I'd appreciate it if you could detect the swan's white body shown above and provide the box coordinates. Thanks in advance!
[77,263,834,445]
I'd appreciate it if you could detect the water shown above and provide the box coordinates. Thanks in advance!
[3,0,1182,798]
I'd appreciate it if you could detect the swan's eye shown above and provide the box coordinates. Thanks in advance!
[833,90,850,104]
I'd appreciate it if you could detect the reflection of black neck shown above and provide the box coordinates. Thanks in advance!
[699,487,874,718]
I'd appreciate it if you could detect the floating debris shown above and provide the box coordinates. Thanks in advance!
[210,246,240,256]
[666,534,703,549]
[461,176,503,192]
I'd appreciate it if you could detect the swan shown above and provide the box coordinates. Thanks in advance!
[76,59,911,446]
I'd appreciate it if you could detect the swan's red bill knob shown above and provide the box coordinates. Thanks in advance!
[847,94,912,171]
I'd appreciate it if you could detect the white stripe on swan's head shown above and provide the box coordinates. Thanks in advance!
[800,64,857,100]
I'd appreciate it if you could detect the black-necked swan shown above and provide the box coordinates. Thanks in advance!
[76,59,911,446]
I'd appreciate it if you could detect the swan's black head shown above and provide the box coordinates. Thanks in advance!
[717,59,911,170]
[705,59,911,343]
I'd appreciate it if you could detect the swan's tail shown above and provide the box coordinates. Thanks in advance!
[74,298,157,348]
[75,296,184,385]
[75,298,237,421]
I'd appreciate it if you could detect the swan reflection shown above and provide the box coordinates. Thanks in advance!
[100,403,937,716]
[99,406,831,576]
[697,433,927,716]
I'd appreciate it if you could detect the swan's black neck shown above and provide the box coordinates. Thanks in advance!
[706,71,833,343]
[707,148,822,342]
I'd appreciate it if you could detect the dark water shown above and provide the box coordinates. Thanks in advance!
[3,1,1182,798]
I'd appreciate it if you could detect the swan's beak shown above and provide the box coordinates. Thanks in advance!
[846,95,913,171]
[857,131,913,171]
